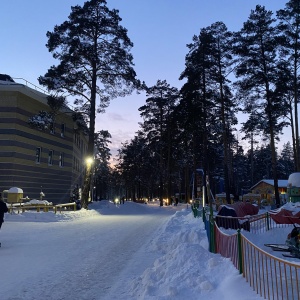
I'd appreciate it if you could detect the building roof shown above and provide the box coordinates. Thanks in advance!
[0,78,48,105]
[250,179,289,190]
[0,77,73,114]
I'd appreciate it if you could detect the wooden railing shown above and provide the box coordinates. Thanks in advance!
[8,202,77,214]
[242,235,300,300]
[215,223,239,269]
[54,203,77,213]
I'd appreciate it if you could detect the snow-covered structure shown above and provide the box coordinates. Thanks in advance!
[287,172,300,203]
[0,75,88,203]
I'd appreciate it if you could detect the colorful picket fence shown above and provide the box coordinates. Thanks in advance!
[203,211,300,300]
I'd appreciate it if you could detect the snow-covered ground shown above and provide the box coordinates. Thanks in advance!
[0,200,296,300]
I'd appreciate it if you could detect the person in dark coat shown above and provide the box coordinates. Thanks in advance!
[0,198,8,230]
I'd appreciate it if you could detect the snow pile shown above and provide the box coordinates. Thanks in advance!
[129,209,261,299]
[280,202,300,215]
[269,202,300,224]
[149,210,204,253]
[23,199,53,205]
[5,207,101,223]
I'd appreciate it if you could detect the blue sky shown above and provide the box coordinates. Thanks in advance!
[0,0,288,156]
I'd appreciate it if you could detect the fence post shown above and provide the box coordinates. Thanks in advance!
[266,212,270,231]
[237,229,243,274]
[209,216,216,253]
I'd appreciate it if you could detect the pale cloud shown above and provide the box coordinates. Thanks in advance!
[109,129,137,154]
[108,130,137,166]
[106,112,127,122]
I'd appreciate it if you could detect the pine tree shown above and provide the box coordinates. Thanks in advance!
[28,95,68,131]
[277,0,300,170]
[139,80,179,206]
[278,142,295,178]
[179,26,216,204]
[115,132,154,202]
[251,144,273,182]
[93,130,111,201]
[234,5,289,207]
[206,22,237,203]
[179,22,236,204]
[38,0,138,208]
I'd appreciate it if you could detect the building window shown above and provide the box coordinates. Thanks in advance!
[48,150,53,166]
[59,152,64,167]
[61,123,65,137]
[35,147,41,164]
[74,157,79,172]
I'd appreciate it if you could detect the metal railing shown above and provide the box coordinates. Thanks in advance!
[214,213,291,234]
[12,77,48,93]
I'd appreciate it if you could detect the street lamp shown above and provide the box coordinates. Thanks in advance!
[85,157,94,166]
[85,156,94,202]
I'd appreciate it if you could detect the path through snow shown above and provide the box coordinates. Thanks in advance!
[1,201,176,300]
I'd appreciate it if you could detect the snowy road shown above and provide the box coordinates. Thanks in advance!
[0,201,177,300]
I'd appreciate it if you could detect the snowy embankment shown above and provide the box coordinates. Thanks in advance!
[1,201,264,300]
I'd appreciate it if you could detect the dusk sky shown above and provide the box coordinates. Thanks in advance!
[0,0,288,158]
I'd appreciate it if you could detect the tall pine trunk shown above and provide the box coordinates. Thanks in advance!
[81,66,97,209]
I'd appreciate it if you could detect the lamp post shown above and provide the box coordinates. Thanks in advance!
[85,156,94,203]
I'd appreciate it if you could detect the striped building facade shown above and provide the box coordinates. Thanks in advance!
[0,78,88,204]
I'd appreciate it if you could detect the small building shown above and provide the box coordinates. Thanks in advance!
[250,179,288,204]
[215,193,234,208]
[242,193,261,206]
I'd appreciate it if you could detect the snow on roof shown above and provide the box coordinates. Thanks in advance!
[250,179,289,190]
[8,187,23,194]
[215,193,234,197]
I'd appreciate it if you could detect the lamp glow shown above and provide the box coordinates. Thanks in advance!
[85,157,94,166]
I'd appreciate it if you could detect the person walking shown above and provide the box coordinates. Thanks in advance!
[0,198,8,247]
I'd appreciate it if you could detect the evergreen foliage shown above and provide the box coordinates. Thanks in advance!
[114,2,298,206]
[28,95,68,132]
[38,0,138,208]
[234,5,289,207]
[35,0,300,206]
